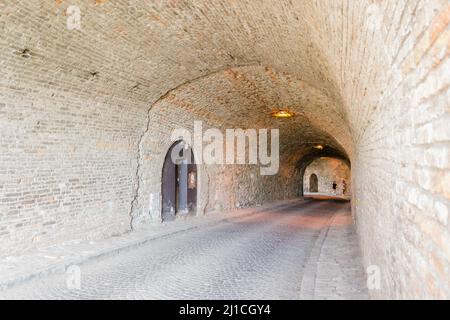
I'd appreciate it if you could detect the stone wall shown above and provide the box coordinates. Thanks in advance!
[304,1,450,298]
[130,93,303,227]
[0,86,146,256]
[304,157,351,196]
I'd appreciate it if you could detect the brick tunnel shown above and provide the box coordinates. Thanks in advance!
[0,1,449,300]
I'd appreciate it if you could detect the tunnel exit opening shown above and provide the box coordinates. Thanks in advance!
[296,145,351,200]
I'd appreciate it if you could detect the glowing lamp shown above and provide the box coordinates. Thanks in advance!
[271,110,295,118]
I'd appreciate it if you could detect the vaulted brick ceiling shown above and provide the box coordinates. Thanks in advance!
[2,0,356,158]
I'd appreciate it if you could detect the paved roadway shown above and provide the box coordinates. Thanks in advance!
[0,199,368,299]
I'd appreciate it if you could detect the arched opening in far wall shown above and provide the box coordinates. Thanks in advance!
[309,174,318,193]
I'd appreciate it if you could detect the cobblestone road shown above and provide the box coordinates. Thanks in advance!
[0,199,368,299]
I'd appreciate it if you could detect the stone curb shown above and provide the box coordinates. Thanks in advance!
[299,209,337,299]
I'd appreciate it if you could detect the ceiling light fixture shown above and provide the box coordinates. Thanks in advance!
[271,110,295,118]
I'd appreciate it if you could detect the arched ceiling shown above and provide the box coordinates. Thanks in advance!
[1,1,341,103]
[150,65,351,158]
[5,0,436,160]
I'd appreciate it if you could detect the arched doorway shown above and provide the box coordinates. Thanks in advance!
[161,141,197,221]
[309,174,318,193]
